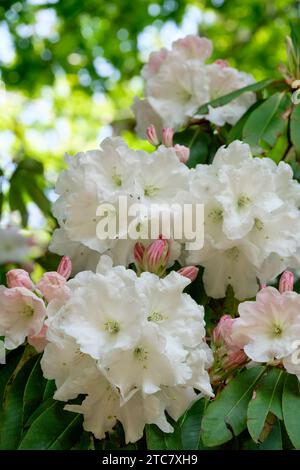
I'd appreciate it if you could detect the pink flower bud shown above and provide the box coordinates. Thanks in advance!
[57,256,72,280]
[36,272,70,303]
[28,325,48,353]
[279,271,294,293]
[146,124,160,146]
[223,350,248,370]
[260,283,267,290]
[146,237,170,273]
[177,266,199,282]
[212,315,234,345]
[162,127,174,147]
[174,144,190,163]
[215,59,229,68]
[134,242,145,265]
[6,269,34,290]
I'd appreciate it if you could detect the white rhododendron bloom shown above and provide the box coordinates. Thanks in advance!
[186,140,300,299]
[50,137,190,270]
[132,35,256,135]
[41,256,213,442]
[0,286,46,350]
[231,286,300,375]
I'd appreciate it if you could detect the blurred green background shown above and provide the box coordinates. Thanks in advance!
[0,0,299,274]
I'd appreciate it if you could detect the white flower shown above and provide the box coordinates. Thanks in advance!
[0,226,32,264]
[51,138,190,269]
[41,257,213,442]
[0,286,46,350]
[133,35,256,134]
[231,287,300,362]
[186,140,300,299]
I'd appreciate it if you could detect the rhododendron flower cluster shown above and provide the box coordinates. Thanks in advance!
[41,256,213,443]
[186,140,300,299]
[50,137,190,271]
[0,257,72,352]
[132,35,256,136]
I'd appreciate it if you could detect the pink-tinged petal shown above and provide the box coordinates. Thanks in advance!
[162,127,174,147]
[215,59,229,68]
[6,269,34,290]
[143,48,168,78]
[36,272,70,303]
[146,124,160,146]
[28,325,48,353]
[173,35,213,60]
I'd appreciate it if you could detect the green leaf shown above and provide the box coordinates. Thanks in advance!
[201,366,266,447]
[22,355,47,424]
[24,177,51,216]
[290,104,300,156]
[145,424,168,450]
[24,398,55,429]
[0,355,37,449]
[0,347,24,405]
[242,92,290,152]
[196,79,276,115]
[8,176,28,227]
[282,373,300,449]
[18,158,44,175]
[227,100,263,143]
[181,398,206,450]
[290,19,300,63]
[247,368,284,442]
[268,133,289,163]
[43,379,56,401]
[19,400,83,450]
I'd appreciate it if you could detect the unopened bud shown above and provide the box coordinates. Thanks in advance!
[6,269,34,290]
[146,125,160,146]
[57,256,72,280]
[134,242,145,265]
[174,144,190,163]
[177,266,199,282]
[162,127,174,147]
[279,271,294,293]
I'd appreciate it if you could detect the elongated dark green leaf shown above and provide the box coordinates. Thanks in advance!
[282,374,300,449]
[18,158,44,175]
[43,379,56,401]
[181,398,206,450]
[290,104,300,155]
[247,368,284,442]
[24,398,55,429]
[201,366,266,447]
[0,355,37,449]
[19,401,83,450]
[242,92,290,150]
[0,347,24,404]
[8,176,28,227]
[196,79,276,115]
[24,177,51,216]
[22,355,47,424]
[290,19,300,61]
[268,133,289,163]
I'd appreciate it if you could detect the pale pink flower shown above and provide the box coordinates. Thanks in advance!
[177,266,199,282]
[36,272,70,303]
[232,287,300,362]
[6,269,34,290]
[57,256,72,280]
[28,325,48,353]
[0,286,46,350]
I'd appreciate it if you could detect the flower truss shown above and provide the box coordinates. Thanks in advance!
[41,256,213,443]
